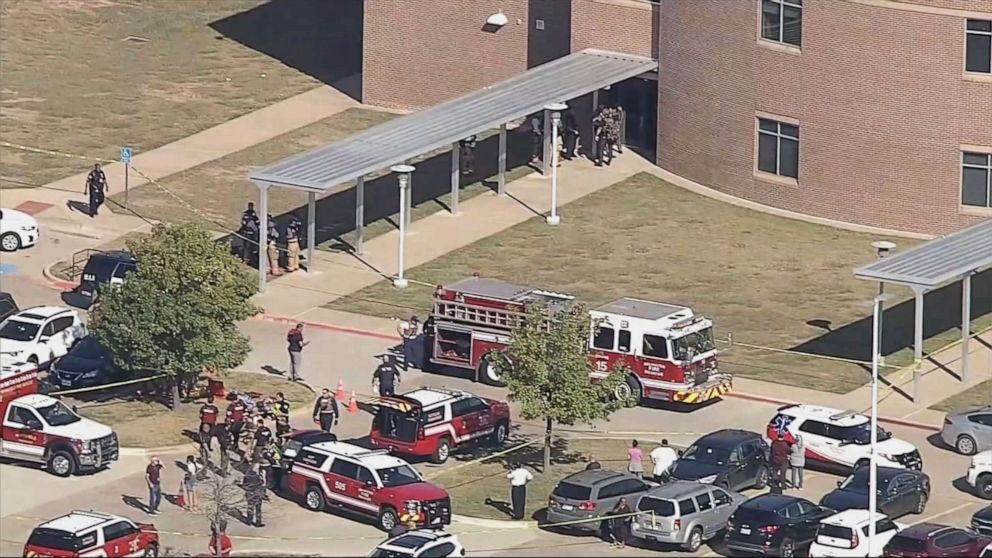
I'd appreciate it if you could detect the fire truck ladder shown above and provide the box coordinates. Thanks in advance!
[434,301,526,329]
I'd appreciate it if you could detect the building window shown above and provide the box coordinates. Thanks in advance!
[761,0,802,47]
[966,19,992,74]
[962,152,992,208]
[757,118,799,179]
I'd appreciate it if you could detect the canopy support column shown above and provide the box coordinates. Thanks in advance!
[307,192,315,272]
[355,176,365,255]
[497,124,507,196]
[450,142,460,214]
[257,183,269,293]
[391,165,415,289]
[912,287,926,401]
[962,273,972,383]
[405,171,413,231]
[542,107,551,176]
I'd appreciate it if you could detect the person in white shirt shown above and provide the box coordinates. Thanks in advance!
[507,466,534,520]
[650,439,678,482]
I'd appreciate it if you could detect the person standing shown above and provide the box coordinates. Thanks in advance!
[789,434,806,489]
[562,110,579,160]
[85,163,108,217]
[312,388,339,434]
[627,440,644,479]
[226,396,247,453]
[529,114,543,164]
[240,204,260,265]
[145,457,163,515]
[199,396,219,448]
[286,323,308,381]
[266,217,282,276]
[209,522,233,557]
[459,135,477,176]
[650,439,678,482]
[609,498,633,549]
[182,455,200,511]
[506,465,533,520]
[396,316,420,371]
[285,215,301,272]
[592,105,611,167]
[769,431,792,492]
[249,417,272,461]
[373,355,401,397]
[243,465,266,527]
[217,422,232,476]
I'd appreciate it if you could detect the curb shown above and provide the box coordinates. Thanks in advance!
[41,261,77,291]
[451,513,538,530]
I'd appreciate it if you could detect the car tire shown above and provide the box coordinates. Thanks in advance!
[378,506,399,532]
[432,437,452,464]
[956,435,978,456]
[913,492,928,514]
[0,232,21,252]
[780,537,795,558]
[489,421,508,446]
[478,354,507,387]
[303,484,325,512]
[143,543,159,557]
[753,465,769,490]
[614,375,642,407]
[47,449,76,477]
[683,526,703,552]
[977,474,992,500]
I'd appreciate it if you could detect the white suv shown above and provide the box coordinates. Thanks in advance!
[809,509,904,557]
[0,306,87,366]
[968,450,992,500]
[768,404,922,472]
[369,530,464,557]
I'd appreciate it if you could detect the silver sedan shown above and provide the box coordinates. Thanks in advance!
[941,406,992,455]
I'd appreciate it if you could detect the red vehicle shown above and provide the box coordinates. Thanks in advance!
[368,386,511,464]
[1,356,118,477]
[286,440,452,531]
[883,523,992,557]
[23,510,159,557]
[426,276,731,406]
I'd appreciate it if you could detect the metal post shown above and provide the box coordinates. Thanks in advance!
[872,241,896,366]
[542,108,551,175]
[306,191,315,272]
[124,164,129,209]
[355,176,365,255]
[962,273,972,383]
[868,295,883,552]
[913,288,925,401]
[404,171,412,231]
[546,103,566,225]
[257,184,269,293]
[450,142,460,214]
[391,165,415,288]
[497,124,507,196]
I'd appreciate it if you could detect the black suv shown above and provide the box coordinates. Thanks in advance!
[668,429,770,491]
[820,465,930,519]
[974,505,992,536]
[725,494,832,557]
[0,291,19,322]
[74,250,137,307]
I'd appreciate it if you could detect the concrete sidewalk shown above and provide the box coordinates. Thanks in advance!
[254,152,656,317]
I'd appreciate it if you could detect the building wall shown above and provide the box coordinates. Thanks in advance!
[657,0,992,235]
[571,0,657,59]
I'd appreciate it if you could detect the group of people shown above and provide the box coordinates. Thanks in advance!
[770,431,806,491]
[238,202,303,276]
[525,103,623,169]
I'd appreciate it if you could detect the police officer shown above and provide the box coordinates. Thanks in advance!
[216,422,233,476]
[85,163,108,217]
[285,215,301,272]
[260,441,279,491]
[266,217,282,276]
[372,354,401,397]
[273,392,290,417]
[459,135,477,176]
[250,417,272,462]
[243,465,266,527]
[312,388,339,434]
[562,110,579,160]
[199,396,219,450]
[592,105,611,167]
[226,395,247,452]
[240,203,260,265]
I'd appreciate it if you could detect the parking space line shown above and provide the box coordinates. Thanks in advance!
[911,502,976,525]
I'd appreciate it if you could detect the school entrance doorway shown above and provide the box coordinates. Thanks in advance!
[605,74,658,160]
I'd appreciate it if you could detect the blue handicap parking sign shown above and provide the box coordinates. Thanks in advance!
[121,147,133,165]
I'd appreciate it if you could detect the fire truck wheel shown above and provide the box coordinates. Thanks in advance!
[47,449,76,477]
[477,355,507,387]
[303,484,326,512]
[614,376,642,407]
[431,438,452,464]
[489,421,508,446]
[143,543,159,557]
[378,506,399,531]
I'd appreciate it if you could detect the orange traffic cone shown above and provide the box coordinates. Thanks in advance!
[347,391,359,413]
[335,378,346,401]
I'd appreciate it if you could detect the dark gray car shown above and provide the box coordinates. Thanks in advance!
[546,470,653,532]
[940,406,992,455]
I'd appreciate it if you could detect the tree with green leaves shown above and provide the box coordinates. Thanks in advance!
[90,222,259,408]
[495,302,625,471]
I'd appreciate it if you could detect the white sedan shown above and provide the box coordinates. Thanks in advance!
[0,207,39,251]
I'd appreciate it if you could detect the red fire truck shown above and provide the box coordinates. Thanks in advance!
[425,276,731,406]
[0,356,119,477]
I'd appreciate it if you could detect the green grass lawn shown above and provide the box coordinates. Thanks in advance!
[930,379,992,412]
[328,172,992,394]
[0,0,342,188]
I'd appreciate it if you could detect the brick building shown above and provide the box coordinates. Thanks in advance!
[362,0,992,235]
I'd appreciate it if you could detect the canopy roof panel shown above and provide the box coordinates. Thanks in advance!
[854,219,992,288]
[250,49,657,192]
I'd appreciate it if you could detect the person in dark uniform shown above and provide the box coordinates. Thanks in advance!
[216,422,232,476]
[459,135,477,176]
[592,105,612,167]
[312,389,339,434]
[85,163,108,217]
[286,215,301,272]
[240,203,260,265]
[250,417,272,462]
[562,110,579,160]
[198,396,219,451]
[273,392,290,418]
[372,355,401,397]
[243,465,266,527]
[226,395,247,453]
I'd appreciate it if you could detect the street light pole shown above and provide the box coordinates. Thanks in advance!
[391,164,415,288]
[545,102,567,226]
[868,293,888,556]
[871,241,896,366]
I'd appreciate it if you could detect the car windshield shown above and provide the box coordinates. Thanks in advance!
[70,337,106,359]
[680,443,732,465]
[672,327,715,360]
[840,470,891,493]
[37,401,81,426]
[833,422,892,444]
[0,319,39,342]
[377,465,421,487]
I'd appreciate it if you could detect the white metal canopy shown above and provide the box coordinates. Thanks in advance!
[249,49,658,292]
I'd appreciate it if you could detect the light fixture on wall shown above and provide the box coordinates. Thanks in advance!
[486,10,508,28]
